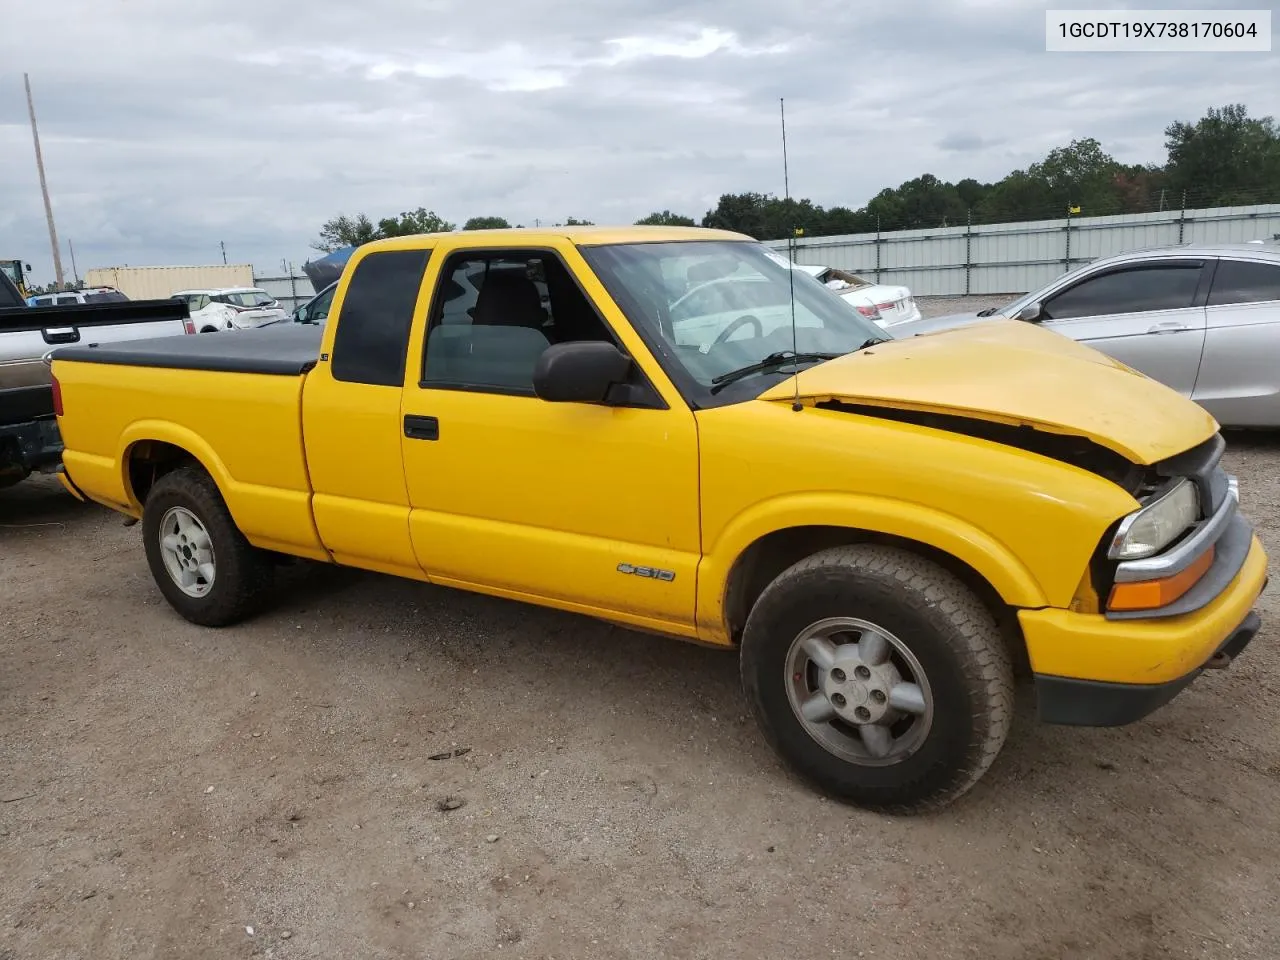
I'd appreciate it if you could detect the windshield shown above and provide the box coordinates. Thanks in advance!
[84,290,128,303]
[580,240,885,397]
[227,290,274,307]
[0,262,20,286]
[304,283,336,324]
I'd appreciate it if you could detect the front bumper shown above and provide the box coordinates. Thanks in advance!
[1034,609,1262,726]
[1021,532,1268,725]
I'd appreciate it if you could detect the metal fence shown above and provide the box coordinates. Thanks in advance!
[764,203,1280,296]
[251,273,318,313]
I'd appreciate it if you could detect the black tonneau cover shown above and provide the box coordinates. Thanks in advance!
[52,324,324,376]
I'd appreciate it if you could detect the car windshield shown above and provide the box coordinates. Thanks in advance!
[580,240,885,393]
[228,291,274,307]
[84,291,127,303]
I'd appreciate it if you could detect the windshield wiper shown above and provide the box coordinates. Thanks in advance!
[709,350,844,393]
[976,306,1001,317]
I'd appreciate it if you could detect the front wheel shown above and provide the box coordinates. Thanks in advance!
[141,465,273,627]
[740,544,1014,813]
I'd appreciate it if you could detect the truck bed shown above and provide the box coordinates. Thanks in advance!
[52,322,327,558]
[52,323,324,375]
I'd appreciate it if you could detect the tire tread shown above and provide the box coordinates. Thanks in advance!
[741,543,1014,813]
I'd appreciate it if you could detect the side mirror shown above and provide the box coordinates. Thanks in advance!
[1016,302,1042,322]
[533,342,632,404]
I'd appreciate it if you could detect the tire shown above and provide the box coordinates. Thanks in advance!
[740,544,1014,813]
[141,465,273,627]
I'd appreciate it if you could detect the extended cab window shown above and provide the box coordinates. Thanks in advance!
[1207,259,1280,305]
[331,248,431,387]
[1043,264,1202,320]
[421,250,614,394]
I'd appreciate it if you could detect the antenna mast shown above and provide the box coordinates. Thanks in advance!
[781,98,801,412]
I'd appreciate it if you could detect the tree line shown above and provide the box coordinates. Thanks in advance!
[312,103,1280,251]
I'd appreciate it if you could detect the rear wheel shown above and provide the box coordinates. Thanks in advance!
[740,544,1014,813]
[141,466,273,626]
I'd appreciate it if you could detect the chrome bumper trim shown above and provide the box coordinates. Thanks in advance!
[1114,477,1238,584]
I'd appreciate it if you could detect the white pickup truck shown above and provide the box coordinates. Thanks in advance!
[0,271,193,487]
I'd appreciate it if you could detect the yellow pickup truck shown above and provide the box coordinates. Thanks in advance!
[50,226,1268,812]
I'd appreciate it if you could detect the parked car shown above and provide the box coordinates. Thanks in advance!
[888,244,1280,428]
[29,286,130,306]
[172,287,288,332]
[0,270,191,487]
[794,264,921,326]
[290,281,336,325]
[49,225,1266,814]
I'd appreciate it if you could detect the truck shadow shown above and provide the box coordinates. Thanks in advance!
[259,556,1269,825]
[0,474,96,539]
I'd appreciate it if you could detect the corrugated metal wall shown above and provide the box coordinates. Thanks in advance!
[84,264,255,300]
[252,274,317,313]
[765,203,1280,295]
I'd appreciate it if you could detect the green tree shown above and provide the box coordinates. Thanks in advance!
[1164,104,1280,205]
[562,217,594,225]
[311,213,379,252]
[635,210,697,226]
[377,208,455,237]
[312,208,455,251]
[463,216,511,230]
[974,169,1056,223]
[1029,137,1125,216]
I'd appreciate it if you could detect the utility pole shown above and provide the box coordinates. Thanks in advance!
[220,241,227,265]
[25,73,65,289]
[68,238,80,285]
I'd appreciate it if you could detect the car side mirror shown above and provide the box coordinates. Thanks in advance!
[533,342,633,404]
[1016,302,1043,322]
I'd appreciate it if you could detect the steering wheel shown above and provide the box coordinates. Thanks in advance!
[711,314,763,349]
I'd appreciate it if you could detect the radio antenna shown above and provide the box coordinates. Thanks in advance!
[781,97,802,412]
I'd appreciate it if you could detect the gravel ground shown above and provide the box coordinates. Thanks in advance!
[915,293,1013,320]
[3,337,1278,958]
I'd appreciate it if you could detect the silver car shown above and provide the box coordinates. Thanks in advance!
[890,243,1280,427]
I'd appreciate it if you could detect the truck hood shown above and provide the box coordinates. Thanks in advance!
[758,319,1218,465]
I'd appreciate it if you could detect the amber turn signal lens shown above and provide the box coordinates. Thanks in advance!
[1107,545,1215,612]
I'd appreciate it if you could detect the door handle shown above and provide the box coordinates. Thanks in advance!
[42,326,80,344]
[403,414,439,441]
[1147,322,1189,334]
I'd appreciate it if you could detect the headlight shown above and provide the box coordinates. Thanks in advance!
[1108,479,1199,560]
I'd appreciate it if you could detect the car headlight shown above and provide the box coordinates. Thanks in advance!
[1108,479,1199,560]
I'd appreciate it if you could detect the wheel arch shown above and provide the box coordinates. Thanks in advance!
[699,495,1046,669]
[119,423,232,511]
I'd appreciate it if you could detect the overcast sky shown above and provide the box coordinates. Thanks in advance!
[1,0,1276,286]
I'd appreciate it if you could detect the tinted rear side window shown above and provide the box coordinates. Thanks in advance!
[1208,259,1280,306]
[1045,264,1203,320]
[331,249,431,386]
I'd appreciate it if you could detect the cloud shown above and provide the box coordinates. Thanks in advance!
[1,0,1276,286]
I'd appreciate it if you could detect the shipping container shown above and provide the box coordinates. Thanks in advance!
[84,264,255,301]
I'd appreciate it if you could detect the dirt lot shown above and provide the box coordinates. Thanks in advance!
[3,304,1279,959]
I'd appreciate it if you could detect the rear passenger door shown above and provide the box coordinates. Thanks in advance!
[399,242,703,634]
[1194,257,1280,426]
[301,246,433,580]
[1036,260,1209,395]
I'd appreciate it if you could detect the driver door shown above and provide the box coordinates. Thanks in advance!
[1037,260,1209,396]
[399,241,703,636]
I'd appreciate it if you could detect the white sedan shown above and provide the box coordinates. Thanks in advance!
[793,265,921,327]
[171,287,288,332]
